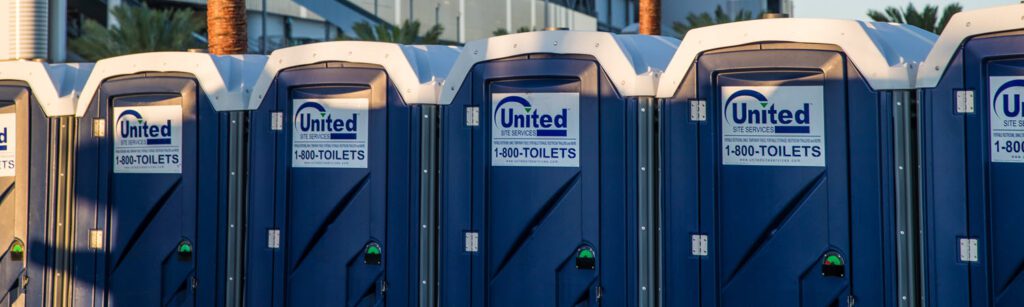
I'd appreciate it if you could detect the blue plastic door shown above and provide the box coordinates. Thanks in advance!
[482,82,598,306]
[104,78,198,306]
[696,50,852,306]
[441,56,632,307]
[963,36,1024,305]
[0,88,22,307]
[468,58,614,306]
[277,67,387,306]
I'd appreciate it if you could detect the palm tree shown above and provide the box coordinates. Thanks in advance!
[867,3,962,34]
[639,0,660,35]
[69,5,205,61]
[671,5,755,38]
[345,20,444,44]
[492,26,532,36]
[208,0,248,54]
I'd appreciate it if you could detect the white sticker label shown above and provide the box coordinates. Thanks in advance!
[721,86,825,167]
[113,105,183,173]
[491,92,580,167]
[291,98,369,168]
[990,76,1024,163]
[0,113,16,177]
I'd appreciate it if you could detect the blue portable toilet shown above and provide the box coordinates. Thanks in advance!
[916,4,1024,306]
[438,31,677,307]
[656,19,934,307]
[0,61,91,307]
[244,41,458,307]
[71,52,266,307]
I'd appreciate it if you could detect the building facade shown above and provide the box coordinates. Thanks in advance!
[594,0,794,36]
[10,0,793,61]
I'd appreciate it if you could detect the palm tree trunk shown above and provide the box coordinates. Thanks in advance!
[207,0,248,54]
[639,0,660,35]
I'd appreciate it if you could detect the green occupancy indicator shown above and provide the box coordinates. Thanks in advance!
[824,254,843,266]
[364,242,383,265]
[575,246,596,270]
[11,239,25,261]
[177,240,194,261]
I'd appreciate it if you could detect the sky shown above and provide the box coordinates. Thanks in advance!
[795,0,1017,20]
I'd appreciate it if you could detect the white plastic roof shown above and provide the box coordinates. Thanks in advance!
[439,31,680,105]
[0,61,94,117]
[656,18,936,98]
[76,52,268,116]
[917,4,1024,89]
[248,41,461,108]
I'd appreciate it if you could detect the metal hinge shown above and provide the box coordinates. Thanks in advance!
[959,238,979,262]
[92,119,106,137]
[465,232,479,252]
[691,234,708,256]
[267,229,280,249]
[847,295,856,307]
[596,286,603,303]
[89,229,104,249]
[690,100,707,121]
[271,112,284,130]
[465,106,479,126]
[380,280,388,295]
[956,90,975,114]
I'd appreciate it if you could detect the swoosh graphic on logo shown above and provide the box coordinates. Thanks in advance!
[295,101,328,120]
[723,90,768,122]
[116,109,143,123]
[992,79,1024,119]
[493,95,533,127]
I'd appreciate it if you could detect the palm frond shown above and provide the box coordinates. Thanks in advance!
[865,2,962,34]
[672,5,760,39]
[70,4,205,61]
[347,20,444,44]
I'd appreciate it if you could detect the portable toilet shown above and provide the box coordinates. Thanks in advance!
[244,41,458,307]
[438,31,677,306]
[71,52,266,306]
[655,19,934,306]
[0,61,91,307]
[916,4,1024,306]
